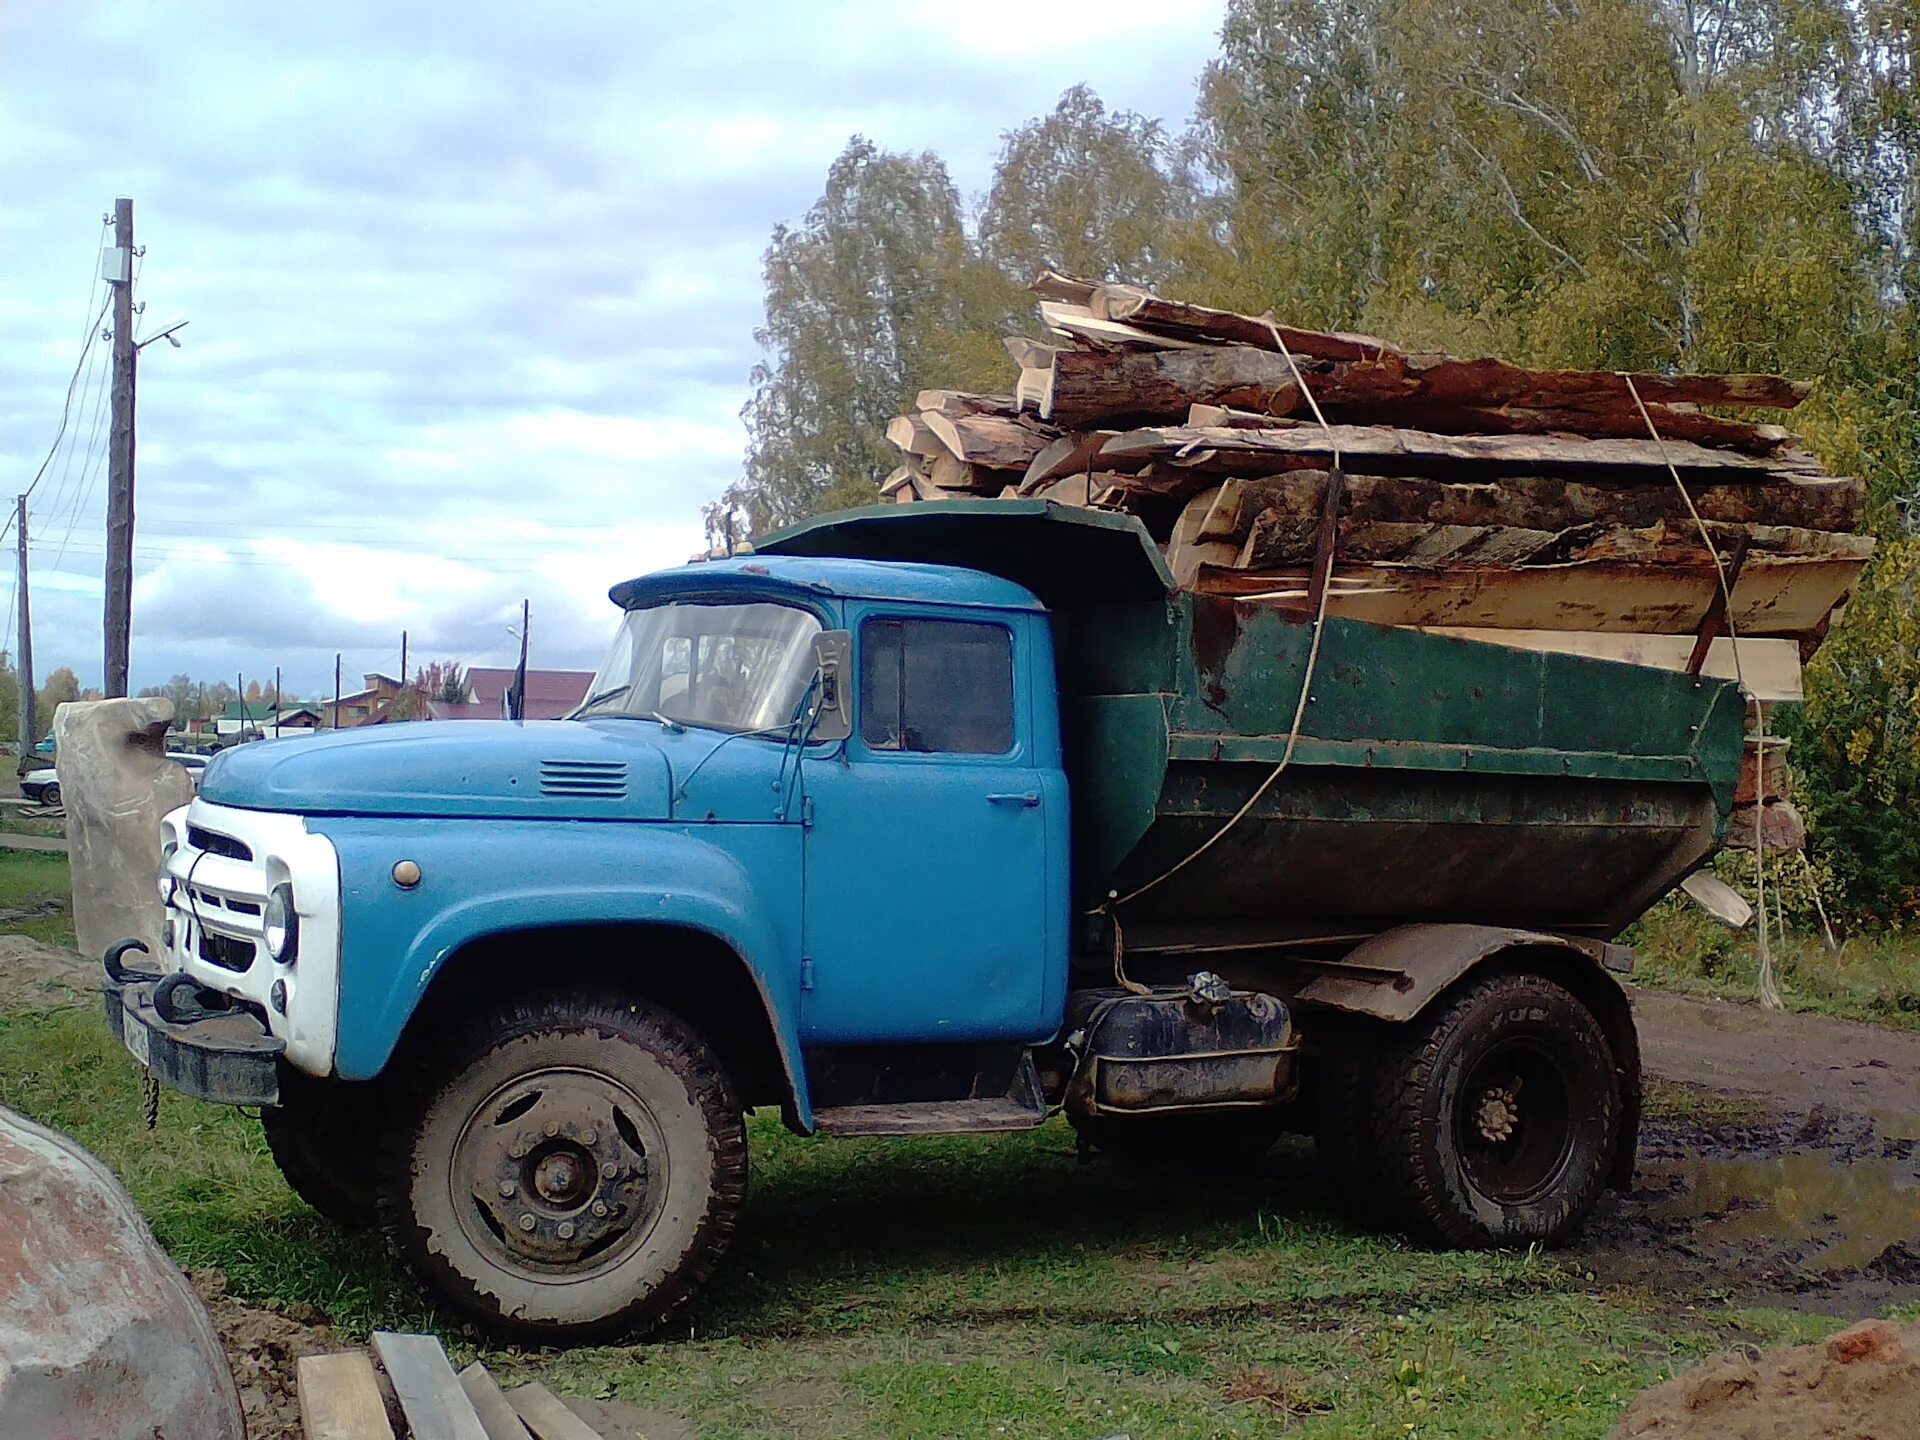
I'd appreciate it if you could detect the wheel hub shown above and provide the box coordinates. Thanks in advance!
[1473,1082,1520,1144]
[458,1073,657,1271]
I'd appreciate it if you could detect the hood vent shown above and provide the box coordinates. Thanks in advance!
[539,759,628,800]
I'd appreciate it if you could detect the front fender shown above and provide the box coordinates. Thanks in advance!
[307,818,808,1120]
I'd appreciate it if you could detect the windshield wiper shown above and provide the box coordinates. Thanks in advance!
[571,683,632,716]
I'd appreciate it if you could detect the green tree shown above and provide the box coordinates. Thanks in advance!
[715,138,1007,540]
[0,652,17,747]
[978,85,1219,294]
[35,666,80,739]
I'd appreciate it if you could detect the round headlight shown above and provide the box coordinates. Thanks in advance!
[263,884,298,964]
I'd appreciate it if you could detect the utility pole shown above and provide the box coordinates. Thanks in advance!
[103,197,135,697]
[510,599,529,721]
[333,653,342,730]
[14,497,34,756]
[399,629,408,688]
[274,665,281,737]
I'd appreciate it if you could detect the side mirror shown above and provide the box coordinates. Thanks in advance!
[810,630,853,744]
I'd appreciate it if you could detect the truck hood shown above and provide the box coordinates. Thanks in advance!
[198,720,676,820]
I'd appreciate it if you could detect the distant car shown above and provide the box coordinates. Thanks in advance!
[19,752,208,810]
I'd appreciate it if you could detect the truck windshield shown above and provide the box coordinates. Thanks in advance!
[572,600,822,733]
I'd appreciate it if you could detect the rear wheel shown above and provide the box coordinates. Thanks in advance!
[379,993,747,1345]
[1369,972,1619,1248]
[41,783,60,809]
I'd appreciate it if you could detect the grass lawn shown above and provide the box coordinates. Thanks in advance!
[0,848,76,947]
[1629,897,1920,1032]
[0,1001,1856,1439]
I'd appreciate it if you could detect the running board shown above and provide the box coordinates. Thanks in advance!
[812,1096,1046,1137]
[812,1051,1047,1136]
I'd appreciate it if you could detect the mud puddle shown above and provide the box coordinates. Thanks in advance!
[1577,1105,1920,1313]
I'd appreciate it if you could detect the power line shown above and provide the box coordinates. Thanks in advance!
[18,293,113,505]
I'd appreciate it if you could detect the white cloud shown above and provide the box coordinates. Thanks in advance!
[0,0,1225,694]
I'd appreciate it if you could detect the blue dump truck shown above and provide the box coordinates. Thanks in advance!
[104,502,1746,1343]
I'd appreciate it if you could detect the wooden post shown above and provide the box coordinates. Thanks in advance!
[15,495,33,754]
[104,197,135,698]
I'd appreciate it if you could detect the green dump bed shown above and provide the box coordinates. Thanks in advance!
[759,502,1749,942]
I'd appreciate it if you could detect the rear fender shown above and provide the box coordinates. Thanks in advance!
[1297,923,1642,1190]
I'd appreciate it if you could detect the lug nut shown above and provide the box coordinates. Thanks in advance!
[544,1121,558,1137]
[581,1128,597,1145]
[509,1142,526,1159]
[499,1181,516,1197]
[603,1163,620,1179]
[557,1221,575,1239]
[518,1214,536,1232]
[591,1201,608,1218]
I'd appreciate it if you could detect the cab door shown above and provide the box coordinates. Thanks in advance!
[798,609,1063,1044]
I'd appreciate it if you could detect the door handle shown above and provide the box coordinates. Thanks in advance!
[987,792,1041,807]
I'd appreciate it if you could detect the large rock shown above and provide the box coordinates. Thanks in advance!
[52,697,194,960]
[0,1106,244,1439]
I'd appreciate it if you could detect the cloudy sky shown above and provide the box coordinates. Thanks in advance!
[0,1,1224,699]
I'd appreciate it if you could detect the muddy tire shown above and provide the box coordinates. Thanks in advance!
[378,993,746,1345]
[1369,972,1619,1248]
[260,1069,383,1230]
[1310,1026,1403,1228]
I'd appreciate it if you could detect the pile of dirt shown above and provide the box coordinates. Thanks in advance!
[189,1268,358,1440]
[1609,1318,1920,1438]
[0,935,95,1014]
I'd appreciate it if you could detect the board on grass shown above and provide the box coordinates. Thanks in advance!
[297,1351,395,1440]
[370,1330,489,1440]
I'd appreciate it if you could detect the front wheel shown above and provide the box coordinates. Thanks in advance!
[261,1068,384,1229]
[40,783,60,809]
[379,994,747,1345]
[1369,972,1619,1248]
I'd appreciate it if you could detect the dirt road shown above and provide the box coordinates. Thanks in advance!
[1634,988,1920,1131]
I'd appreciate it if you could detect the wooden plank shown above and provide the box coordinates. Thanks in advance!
[1167,468,1864,534]
[507,1382,608,1440]
[1046,346,1810,429]
[922,412,1053,470]
[457,1363,534,1440]
[883,414,943,459]
[1093,281,1400,360]
[298,1352,396,1440]
[1190,552,1866,637]
[1001,335,1058,369]
[1098,423,1828,482]
[371,1332,489,1440]
[1038,300,1209,351]
[1419,630,1804,701]
[912,389,1017,419]
[1028,268,1098,304]
[1014,364,1054,415]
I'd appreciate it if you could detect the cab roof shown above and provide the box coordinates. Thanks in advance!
[609,553,1046,613]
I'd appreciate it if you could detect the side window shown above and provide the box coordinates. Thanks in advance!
[860,618,1015,755]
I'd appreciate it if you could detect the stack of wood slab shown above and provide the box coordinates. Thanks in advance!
[882,272,1878,852]
[299,1330,672,1439]
[880,390,1064,501]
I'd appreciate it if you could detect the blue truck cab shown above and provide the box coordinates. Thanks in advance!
[109,503,1714,1343]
